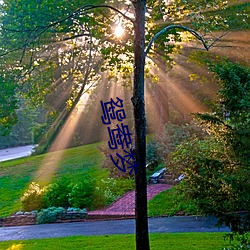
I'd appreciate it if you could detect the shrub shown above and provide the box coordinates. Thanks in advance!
[98,143,135,179]
[32,123,47,144]
[67,207,86,213]
[146,122,206,172]
[68,180,94,209]
[92,177,134,209]
[43,177,71,208]
[114,177,134,197]
[223,233,250,250]
[21,182,45,211]
[36,206,64,224]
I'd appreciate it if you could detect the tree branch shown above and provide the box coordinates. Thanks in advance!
[1,4,134,33]
[0,4,134,57]
[145,25,211,56]
[83,5,134,23]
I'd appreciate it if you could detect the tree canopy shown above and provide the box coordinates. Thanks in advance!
[1,0,248,134]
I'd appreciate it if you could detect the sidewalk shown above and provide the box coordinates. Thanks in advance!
[88,184,171,219]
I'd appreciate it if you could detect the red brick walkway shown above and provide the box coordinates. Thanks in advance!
[88,184,171,219]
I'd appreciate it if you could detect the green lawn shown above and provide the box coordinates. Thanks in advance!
[0,143,104,217]
[0,141,196,218]
[148,186,199,217]
[0,233,231,250]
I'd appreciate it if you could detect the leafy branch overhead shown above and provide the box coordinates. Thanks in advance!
[1,2,235,57]
[0,0,247,138]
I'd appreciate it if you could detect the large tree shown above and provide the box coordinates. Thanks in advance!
[0,1,247,249]
[168,61,250,234]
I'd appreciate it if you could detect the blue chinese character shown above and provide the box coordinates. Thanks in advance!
[110,153,126,172]
[123,148,136,162]
[110,152,138,175]
[101,97,126,125]
[108,123,132,150]
[127,160,138,175]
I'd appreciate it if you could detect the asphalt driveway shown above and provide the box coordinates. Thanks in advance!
[0,216,230,241]
[0,145,36,162]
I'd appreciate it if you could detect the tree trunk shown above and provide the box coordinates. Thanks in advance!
[132,1,150,250]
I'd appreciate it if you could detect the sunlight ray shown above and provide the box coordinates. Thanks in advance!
[35,92,90,184]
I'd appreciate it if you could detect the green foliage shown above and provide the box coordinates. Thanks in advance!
[93,177,134,209]
[68,180,94,209]
[0,75,18,136]
[168,136,241,212]
[92,178,117,208]
[20,182,45,212]
[146,122,206,170]
[197,61,250,168]
[0,143,103,217]
[208,2,250,30]
[0,104,44,148]
[98,143,133,178]
[43,178,71,208]
[21,173,132,212]
[168,61,250,233]
[32,123,48,144]
[224,232,250,250]
[36,206,64,224]
[0,0,238,113]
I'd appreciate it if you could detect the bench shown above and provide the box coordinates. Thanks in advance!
[150,168,165,184]
[175,174,185,182]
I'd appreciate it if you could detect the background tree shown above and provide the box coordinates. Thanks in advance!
[168,60,250,233]
[0,73,18,136]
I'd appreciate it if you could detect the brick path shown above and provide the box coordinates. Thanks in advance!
[88,184,171,219]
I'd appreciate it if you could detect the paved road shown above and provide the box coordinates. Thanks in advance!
[0,145,37,162]
[0,216,229,241]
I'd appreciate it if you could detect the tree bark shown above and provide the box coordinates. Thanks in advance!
[132,1,150,250]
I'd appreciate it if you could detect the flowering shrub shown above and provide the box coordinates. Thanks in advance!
[21,182,45,211]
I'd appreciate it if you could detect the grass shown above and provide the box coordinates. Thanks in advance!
[0,233,231,250]
[148,186,199,217]
[0,140,195,218]
[0,143,105,217]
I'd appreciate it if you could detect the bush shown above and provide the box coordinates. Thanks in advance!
[36,206,64,224]
[223,233,250,250]
[43,177,71,208]
[146,122,206,171]
[21,182,45,211]
[98,143,134,178]
[32,123,47,144]
[68,180,94,209]
[92,177,134,209]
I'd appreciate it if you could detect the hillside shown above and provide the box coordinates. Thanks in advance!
[0,143,104,217]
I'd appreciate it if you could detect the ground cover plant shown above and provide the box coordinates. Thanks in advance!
[0,233,232,250]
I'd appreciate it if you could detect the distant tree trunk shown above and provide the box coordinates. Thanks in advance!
[132,1,150,250]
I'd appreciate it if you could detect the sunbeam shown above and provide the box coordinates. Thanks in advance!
[35,92,90,184]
